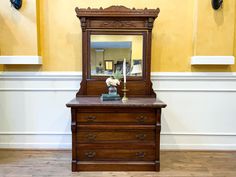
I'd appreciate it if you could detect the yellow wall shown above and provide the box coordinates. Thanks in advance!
[0,0,236,72]
[0,0,38,55]
[235,1,236,60]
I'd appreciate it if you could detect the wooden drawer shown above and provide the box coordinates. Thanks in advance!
[78,149,155,161]
[77,112,156,124]
[77,144,155,161]
[77,129,155,143]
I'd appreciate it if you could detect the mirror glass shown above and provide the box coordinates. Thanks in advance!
[90,35,143,77]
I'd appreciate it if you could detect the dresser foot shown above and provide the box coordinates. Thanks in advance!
[72,160,77,172]
[155,161,160,171]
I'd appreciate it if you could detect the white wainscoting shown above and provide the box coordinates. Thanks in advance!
[0,72,236,150]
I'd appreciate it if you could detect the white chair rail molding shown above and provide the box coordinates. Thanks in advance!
[0,56,42,65]
[191,56,235,65]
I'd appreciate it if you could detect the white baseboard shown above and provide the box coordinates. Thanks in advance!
[0,72,236,150]
[0,133,235,150]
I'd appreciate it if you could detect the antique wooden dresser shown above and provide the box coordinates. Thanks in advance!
[66,5,166,171]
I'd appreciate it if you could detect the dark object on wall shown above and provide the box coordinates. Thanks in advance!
[212,0,223,10]
[10,0,22,10]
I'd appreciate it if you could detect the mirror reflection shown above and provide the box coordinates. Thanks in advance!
[90,35,143,77]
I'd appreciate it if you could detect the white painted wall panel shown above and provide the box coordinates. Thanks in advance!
[0,72,236,150]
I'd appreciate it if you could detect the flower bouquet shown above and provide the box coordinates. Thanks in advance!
[101,71,123,101]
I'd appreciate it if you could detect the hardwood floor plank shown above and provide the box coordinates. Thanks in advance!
[0,150,235,177]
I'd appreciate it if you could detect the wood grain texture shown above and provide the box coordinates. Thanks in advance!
[69,5,166,172]
[67,99,163,171]
[66,97,166,108]
[75,5,158,97]
[0,150,236,177]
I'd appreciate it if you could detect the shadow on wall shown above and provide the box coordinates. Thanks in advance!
[191,65,232,72]
[213,6,224,26]
[0,14,18,55]
[10,0,37,24]
[3,65,41,72]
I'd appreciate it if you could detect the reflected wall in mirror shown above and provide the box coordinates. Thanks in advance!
[90,35,143,77]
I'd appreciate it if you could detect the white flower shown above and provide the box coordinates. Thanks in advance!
[106,77,120,87]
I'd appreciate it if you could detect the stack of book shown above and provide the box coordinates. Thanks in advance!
[100,94,121,101]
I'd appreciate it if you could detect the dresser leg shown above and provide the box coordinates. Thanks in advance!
[155,161,160,171]
[72,160,77,172]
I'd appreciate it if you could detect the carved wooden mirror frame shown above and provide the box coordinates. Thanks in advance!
[75,5,159,97]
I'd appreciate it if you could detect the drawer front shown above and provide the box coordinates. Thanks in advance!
[77,130,155,143]
[77,112,156,124]
[77,148,155,161]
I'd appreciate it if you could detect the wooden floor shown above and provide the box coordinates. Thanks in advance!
[0,150,236,177]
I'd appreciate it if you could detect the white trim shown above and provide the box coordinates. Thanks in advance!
[0,56,42,65]
[155,89,236,92]
[0,71,236,78]
[151,72,236,80]
[1,71,236,80]
[1,132,236,136]
[161,132,236,136]
[160,144,236,150]
[0,143,71,149]
[1,71,236,92]
[1,143,236,150]
[0,72,82,80]
[0,88,235,93]
[0,88,78,91]
[0,132,71,135]
[191,56,235,65]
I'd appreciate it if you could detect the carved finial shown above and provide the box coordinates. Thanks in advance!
[99,7,103,10]
[132,7,136,10]
[88,7,91,10]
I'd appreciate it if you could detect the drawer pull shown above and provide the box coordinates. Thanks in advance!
[86,116,96,122]
[85,151,96,158]
[136,152,145,158]
[136,133,146,140]
[86,133,96,141]
[136,115,147,123]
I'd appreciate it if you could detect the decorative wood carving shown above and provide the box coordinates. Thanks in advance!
[75,5,160,18]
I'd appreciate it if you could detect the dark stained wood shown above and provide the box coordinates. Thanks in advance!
[77,148,155,161]
[75,5,159,97]
[77,161,156,171]
[67,97,166,108]
[67,5,166,172]
[77,112,156,124]
[71,108,77,172]
[77,129,155,143]
[67,97,164,171]
[75,6,159,18]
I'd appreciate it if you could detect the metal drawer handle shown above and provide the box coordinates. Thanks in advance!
[86,116,96,122]
[136,152,145,158]
[86,133,96,141]
[136,133,146,140]
[85,151,96,158]
[136,115,147,123]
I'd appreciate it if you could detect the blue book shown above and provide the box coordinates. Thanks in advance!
[100,94,121,101]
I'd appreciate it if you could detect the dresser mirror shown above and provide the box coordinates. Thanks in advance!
[75,5,159,97]
[90,34,143,77]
